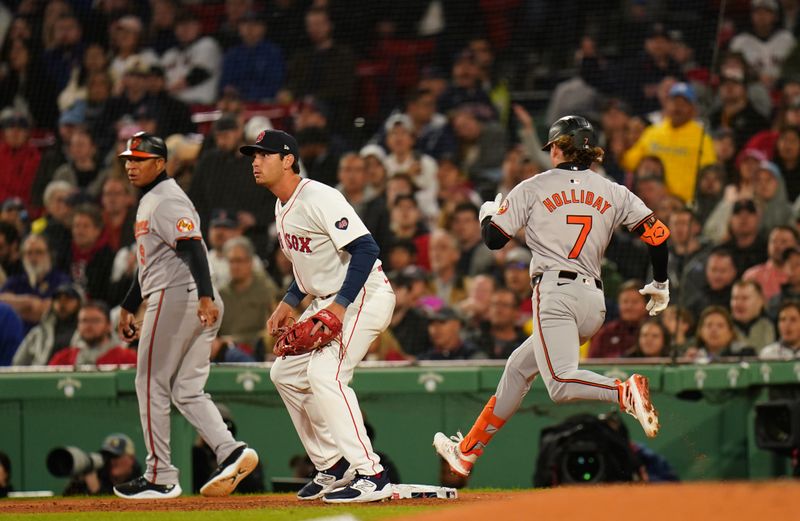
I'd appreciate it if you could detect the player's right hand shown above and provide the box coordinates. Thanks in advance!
[479,193,503,222]
[118,308,140,343]
[267,301,293,336]
[639,280,670,316]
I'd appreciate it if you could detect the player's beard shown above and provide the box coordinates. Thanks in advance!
[23,257,52,288]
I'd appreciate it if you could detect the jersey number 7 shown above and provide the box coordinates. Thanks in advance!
[566,215,592,259]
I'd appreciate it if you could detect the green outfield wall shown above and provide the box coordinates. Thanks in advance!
[2,361,799,493]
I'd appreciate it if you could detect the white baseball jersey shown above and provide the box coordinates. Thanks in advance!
[276,179,380,297]
[134,178,210,296]
[492,165,652,280]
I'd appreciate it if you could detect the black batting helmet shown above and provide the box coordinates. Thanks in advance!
[541,115,597,152]
[118,131,168,160]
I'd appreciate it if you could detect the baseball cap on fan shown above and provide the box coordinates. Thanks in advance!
[239,130,300,172]
[101,433,136,457]
[118,131,168,160]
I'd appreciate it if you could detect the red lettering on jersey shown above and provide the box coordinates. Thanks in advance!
[297,237,311,253]
[543,198,556,213]
[281,233,313,254]
[291,235,299,250]
[591,196,605,211]
[601,201,612,214]
[134,220,149,238]
[585,191,594,206]
[571,189,579,204]
[552,193,563,206]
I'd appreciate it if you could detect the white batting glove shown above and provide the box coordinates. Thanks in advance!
[479,193,503,222]
[639,280,670,316]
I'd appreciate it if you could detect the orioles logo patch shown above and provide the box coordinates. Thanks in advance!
[129,137,141,150]
[497,199,509,215]
[256,130,266,143]
[335,218,349,230]
[176,217,195,233]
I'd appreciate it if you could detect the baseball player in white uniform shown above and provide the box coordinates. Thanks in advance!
[434,116,670,477]
[113,132,258,499]
[241,130,396,503]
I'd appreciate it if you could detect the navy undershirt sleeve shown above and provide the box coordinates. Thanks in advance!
[481,216,511,250]
[336,234,380,307]
[282,280,307,307]
[175,238,214,299]
[121,271,143,313]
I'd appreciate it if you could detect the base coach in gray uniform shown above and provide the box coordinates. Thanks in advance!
[113,132,258,499]
[434,116,670,477]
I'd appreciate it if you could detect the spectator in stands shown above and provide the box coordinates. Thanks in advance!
[436,155,482,218]
[148,0,179,56]
[30,108,82,208]
[189,114,275,256]
[142,65,196,138]
[51,127,104,199]
[710,67,770,150]
[720,199,768,274]
[498,142,537,197]
[107,16,157,95]
[0,301,23,366]
[336,152,390,251]
[712,128,737,180]
[428,229,467,307]
[0,35,57,128]
[622,82,716,203]
[774,125,800,201]
[216,0,254,49]
[385,239,416,272]
[731,279,776,352]
[389,193,431,271]
[42,13,84,94]
[162,10,222,105]
[666,207,711,290]
[68,204,114,304]
[683,247,738,319]
[729,0,795,87]
[624,319,671,358]
[218,236,278,351]
[437,49,496,119]
[0,198,27,239]
[49,300,134,366]
[384,114,439,219]
[220,11,284,102]
[12,282,81,366]
[94,62,153,155]
[295,126,341,187]
[619,23,683,115]
[33,180,75,272]
[57,42,109,113]
[589,280,648,358]
[456,274,495,328]
[100,176,136,253]
[760,300,800,359]
[703,150,765,243]
[754,161,792,232]
[743,225,798,301]
[418,307,484,360]
[660,305,694,353]
[63,433,141,496]
[0,234,70,332]
[768,247,800,318]
[407,87,456,159]
[365,331,411,362]
[279,7,356,132]
[685,306,756,362]
[360,144,390,194]
[469,287,526,359]
[388,271,430,357]
[0,222,22,281]
[693,164,726,225]
[449,202,493,277]
[450,105,507,196]
[206,209,264,289]
[503,247,534,320]
[0,108,40,209]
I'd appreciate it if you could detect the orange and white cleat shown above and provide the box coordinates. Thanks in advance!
[433,432,482,477]
[618,374,660,438]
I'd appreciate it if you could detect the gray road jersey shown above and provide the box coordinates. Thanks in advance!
[491,166,652,280]
[134,178,208,296]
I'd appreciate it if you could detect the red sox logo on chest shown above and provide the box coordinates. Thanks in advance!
[279,233,312,253]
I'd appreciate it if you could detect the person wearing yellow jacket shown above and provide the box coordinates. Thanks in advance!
[623,83,716,203]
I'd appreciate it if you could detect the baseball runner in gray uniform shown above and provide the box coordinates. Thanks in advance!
[434,116,671,477]
[112,132,258,499]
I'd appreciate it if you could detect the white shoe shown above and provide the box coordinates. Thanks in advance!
[433,432,480,477]
[297,457,356,501]
[618,374,660,438]
[322,472,393,503]
[200,446,259,497]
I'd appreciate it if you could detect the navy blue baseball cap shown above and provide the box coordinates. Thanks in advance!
[240,130,300,172]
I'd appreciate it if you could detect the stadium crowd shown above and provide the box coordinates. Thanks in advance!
[2,0,800,366]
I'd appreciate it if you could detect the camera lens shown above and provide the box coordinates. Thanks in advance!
[561,444,604,483]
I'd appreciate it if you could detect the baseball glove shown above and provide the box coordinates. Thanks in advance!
[274,309,343,357]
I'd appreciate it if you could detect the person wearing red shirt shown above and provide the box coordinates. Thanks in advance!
[0,109,41,210]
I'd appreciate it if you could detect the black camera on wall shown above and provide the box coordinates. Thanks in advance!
[46,447,105,477]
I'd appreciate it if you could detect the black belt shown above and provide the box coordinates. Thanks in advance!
[531,271,602,290]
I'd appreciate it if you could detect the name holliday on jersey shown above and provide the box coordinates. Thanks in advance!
[542,189,612,214]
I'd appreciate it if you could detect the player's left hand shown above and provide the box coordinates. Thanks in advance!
[198,297,219,327]
[639,280,669,316]
[317,302,346,334]
[479,193,503,222]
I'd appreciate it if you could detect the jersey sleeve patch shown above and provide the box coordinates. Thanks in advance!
[335,217,349,230]
[176,217,196,233]
[637,215,670,246]
[497,199,509,215]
